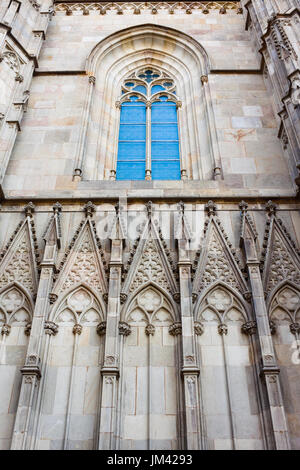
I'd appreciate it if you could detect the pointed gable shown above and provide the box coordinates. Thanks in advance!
[54,219,107,296]
[122,210,178,296]
[0,219,38,296]
[263,218,300,295]
[193,202,247,295]
[130,235,172,293]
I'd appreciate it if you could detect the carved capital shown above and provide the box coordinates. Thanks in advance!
[1,323,11,336]
[73,323,82,335]
[269,320,277,335]
[119,321,131,336]
[194,321,204,336]
[120,293,128,304]
[15,73,23,83]
[241,321,257,336]
[88,75,96,85]
[49,293,58,304]
[218,323,228,335]
[201,75,208,84]
[24,322,32,336]
[290,322,300,335]
[168,322,182,336]
[96,321,106,336]
[44,321,59,336]
[192,292,198,304]
[145,323,155,336]
[243,291,252,302]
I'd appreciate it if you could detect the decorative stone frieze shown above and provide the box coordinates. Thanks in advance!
[55,1,244,16]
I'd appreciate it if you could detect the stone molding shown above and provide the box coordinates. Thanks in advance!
[55,1,243,16]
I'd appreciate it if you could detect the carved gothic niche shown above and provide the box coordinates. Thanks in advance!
[78,24,219,181]
[123,285,175,328]
[0,284,32,328]
[196,284,248,334]
[269,283,300,334]
[50,285,104,327]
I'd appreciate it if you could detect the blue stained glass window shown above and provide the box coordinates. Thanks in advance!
[116,70,181,181]
[116,97,146,180]
[151,99,181,180]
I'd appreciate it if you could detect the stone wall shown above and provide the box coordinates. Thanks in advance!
[0,0,299,451]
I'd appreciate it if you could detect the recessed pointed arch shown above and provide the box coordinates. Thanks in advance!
[0,281,34,325]
[268,280,300,325]
[77,23,220,182]
[194,281,250,323]
[49,282,106,324]
[120,281,178,323]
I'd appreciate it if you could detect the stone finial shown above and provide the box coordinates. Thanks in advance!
[73,323,82,335]
[178,200,185,214]
[119,321,131,336]
[265,200,277,216]
[194,321,204,336]
[168,322,182,336]
[44,321,59,336]
[53,202,62,214]
[84,201,96,218]
[24,202,35,217]
[145,324,155,336]
[239,200,248,212]
[146,201,153,219]
[205,200,217,217]
[96,321,106,336]
[241,321,257,336]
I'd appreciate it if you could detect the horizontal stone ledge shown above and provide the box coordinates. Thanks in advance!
[33,68,262,76]
[1,188,297,201]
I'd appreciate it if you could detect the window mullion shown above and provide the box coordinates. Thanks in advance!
[145,101,151,180]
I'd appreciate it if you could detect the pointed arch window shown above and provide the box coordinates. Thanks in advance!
[116,68,181,181]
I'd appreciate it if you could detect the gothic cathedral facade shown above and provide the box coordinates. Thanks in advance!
[0,0,300,450]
